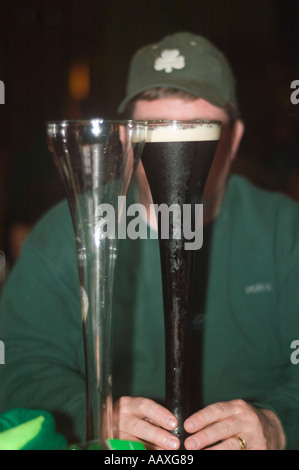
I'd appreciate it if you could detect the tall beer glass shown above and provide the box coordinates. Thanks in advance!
[47,119,147,446]
[141,120,221,448]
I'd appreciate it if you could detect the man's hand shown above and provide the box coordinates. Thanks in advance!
[113,396,180,450]
[113,397,286,450]
[184,399,286,450]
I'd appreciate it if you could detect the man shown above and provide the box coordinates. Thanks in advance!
[1,32,299,450]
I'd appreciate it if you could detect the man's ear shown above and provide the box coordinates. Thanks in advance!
[230,119,244,161]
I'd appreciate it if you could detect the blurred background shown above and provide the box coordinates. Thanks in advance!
[0,0,298,272]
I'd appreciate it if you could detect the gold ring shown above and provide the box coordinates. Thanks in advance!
[236,435,247,450]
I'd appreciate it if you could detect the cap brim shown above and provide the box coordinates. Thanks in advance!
[118,81,229,114]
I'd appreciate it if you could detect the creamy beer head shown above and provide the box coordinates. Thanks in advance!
[145,120,221,143]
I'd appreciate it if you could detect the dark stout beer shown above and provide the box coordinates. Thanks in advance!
[141,121,221,448]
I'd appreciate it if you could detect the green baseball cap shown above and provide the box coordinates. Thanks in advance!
[118,31,238,114]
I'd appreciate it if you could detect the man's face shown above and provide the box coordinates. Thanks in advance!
[133,96,228,122]
[133,97,243,221]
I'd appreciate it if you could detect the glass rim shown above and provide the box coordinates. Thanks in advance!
[145,119,222,126]
[46,118,148,127]
[46,118,221,127]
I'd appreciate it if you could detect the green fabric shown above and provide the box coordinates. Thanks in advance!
[0,175,299,449]
[68,439,145,450]
[0,408,66,450]
[0,408,144,450]
[118,32,237,113]
[107,439,146,450]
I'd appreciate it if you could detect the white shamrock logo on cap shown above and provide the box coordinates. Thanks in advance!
[154,49,185,73]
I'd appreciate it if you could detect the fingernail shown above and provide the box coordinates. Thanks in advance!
[186,437,200,450]
[185,419,196,432]
[165,417,177,429]
[166,437,179,450]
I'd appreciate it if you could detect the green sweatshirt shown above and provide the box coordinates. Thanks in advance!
[0,175,299,448]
